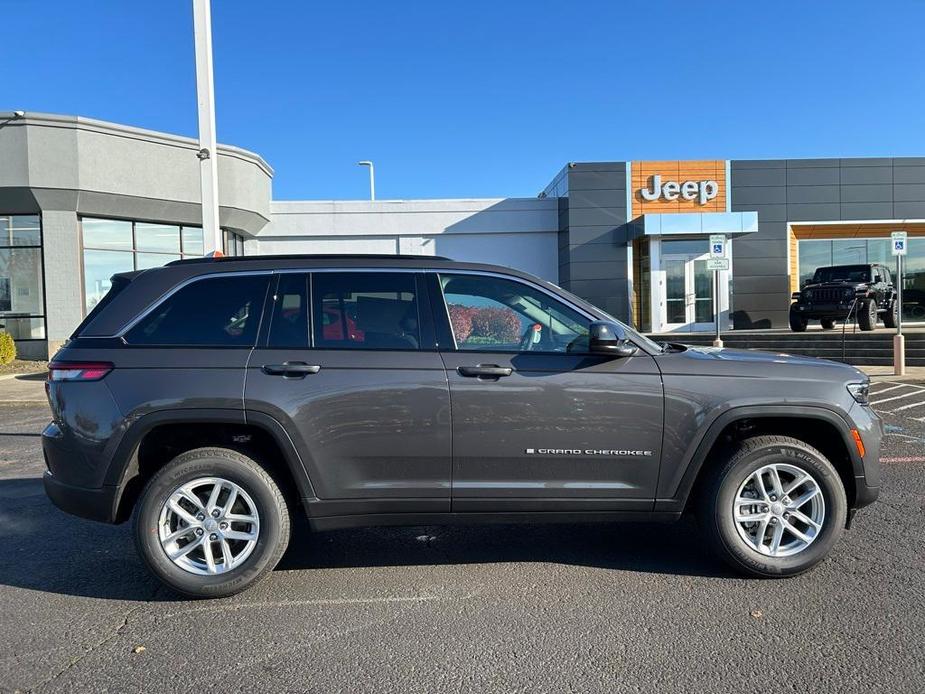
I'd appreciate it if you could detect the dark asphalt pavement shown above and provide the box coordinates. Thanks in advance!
[1,392,923,693]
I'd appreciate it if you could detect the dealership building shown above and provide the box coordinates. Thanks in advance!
[2,110,925,359]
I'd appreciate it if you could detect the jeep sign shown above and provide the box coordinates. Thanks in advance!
[639,175,718,205]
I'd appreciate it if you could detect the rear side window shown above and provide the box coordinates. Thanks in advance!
[72,274,133,337]
[312,272,420,350]
[125,274,269,346]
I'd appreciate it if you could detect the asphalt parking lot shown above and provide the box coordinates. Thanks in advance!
[1,393,923,694]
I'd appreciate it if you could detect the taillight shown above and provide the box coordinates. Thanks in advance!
[47,361,114,382]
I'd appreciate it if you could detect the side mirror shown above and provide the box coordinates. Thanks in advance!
[588,321,638,357]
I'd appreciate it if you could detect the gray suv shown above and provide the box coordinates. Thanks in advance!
[43,255,881,597]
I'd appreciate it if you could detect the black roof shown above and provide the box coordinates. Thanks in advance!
[167,253,454,266]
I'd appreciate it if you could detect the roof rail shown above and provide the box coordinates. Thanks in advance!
[166,253,454,266]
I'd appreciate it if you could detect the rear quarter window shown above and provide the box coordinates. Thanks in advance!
[125,274,270,347]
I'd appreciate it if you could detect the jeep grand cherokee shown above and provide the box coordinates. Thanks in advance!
[43,255,881,597]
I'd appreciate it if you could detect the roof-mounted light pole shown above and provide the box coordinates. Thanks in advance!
[193,0,222,255]
[357,160,375,200]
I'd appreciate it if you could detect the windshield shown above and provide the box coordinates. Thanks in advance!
[812,265,870,283]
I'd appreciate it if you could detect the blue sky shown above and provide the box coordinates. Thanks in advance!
[4,1,924,200]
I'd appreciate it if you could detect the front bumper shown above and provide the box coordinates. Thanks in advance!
[792,303,854,320]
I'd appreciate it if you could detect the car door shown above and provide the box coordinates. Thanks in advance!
[431,271,664,513]
[244,270,452,519]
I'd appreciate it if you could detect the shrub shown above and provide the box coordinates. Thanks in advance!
[469,307,521,344]
[447,304,475,343]
[0,331,15,365]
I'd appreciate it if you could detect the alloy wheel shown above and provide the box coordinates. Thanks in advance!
[732,463,825,557]
[157,477,261,575]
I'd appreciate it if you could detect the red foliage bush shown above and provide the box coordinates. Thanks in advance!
[469,307,521,343]
[447,304,475,342]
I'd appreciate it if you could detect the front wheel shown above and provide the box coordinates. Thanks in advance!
[702,435,847,577]
[857,298,877,331]
[134,447,291,598]
[883,300,898,329]
[789,307,808,332]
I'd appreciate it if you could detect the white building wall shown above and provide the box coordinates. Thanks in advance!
[257,198,560,282]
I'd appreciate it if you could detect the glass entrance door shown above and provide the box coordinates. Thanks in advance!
[663,253,715,332]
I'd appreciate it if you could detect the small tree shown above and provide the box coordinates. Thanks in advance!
[0,331,16,365]
[470,307,521,343]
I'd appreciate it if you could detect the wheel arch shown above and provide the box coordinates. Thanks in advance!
[106,409,316,523]
[658,406,862,516]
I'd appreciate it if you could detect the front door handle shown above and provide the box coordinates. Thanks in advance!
[457,365,513,379]
[262,362,321,378]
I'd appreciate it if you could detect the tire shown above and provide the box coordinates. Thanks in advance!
[702,435,847,578]
[134,447,291,598]
[857,297,877,331]
[883,300,898,329]
[820,318,836,330]
[788,307,808,332]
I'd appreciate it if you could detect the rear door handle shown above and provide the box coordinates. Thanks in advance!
[261,362,321,378]
[457,365,513,379]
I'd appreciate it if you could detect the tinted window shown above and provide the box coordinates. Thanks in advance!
[126,274,269,346]
[267,273,309,348]
[312,272,420,350]
[440,274,590,353]
[812,265,870,283]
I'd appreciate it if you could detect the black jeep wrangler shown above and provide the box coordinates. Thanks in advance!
[790,263,897,332]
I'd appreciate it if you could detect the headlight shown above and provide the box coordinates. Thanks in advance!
[847,382,870,405]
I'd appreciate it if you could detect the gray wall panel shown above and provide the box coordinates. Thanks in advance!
[567,207,627,227]
[786,185,839,204]
[785,158,839,168]
[786,203,842,221]
[839,166,893,185]
[732,186,787,205]
[894,202,925,218]
[840,184,893,203]
[894,167,925,184]
[731,168,787,187]
[786,168,839,186]
[567,171,626,192]
[893,184,925,202]
[567,189,627,209]
[840,202,894,219]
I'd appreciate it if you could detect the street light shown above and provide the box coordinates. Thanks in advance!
[357,161,375,201]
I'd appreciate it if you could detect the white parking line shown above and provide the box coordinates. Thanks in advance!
[889,400,925,413]
[869,384,907,395]
[871,391,924,406]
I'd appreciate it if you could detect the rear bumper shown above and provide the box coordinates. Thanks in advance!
[43,471,119,523]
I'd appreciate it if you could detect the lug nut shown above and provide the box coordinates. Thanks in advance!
[196,528,204,536]
[769,495,777,502]
[211,509,221,518]
[770,518,778,525]
[209,533,218,541]
[196,513,205,521]
[762,506,769,513]
[783,513,790,520]
[220,522,228,530]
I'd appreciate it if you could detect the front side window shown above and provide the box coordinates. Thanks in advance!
[312,272,420,350]
[126,274,269,346]
[439,274,590,353]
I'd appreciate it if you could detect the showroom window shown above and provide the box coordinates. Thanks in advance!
[80,218,205,312]
[0,214,45,341]
[225,231,246,256]
[798,237,925,321]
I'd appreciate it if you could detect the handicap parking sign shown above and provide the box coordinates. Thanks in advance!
[892,231,907,256]
[712,243,723,255]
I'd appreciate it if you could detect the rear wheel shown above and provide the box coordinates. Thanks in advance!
[857,297,877,331]
[820,318,836,330]
[134,447,291,598]
[788,307,808,332]
[702,435,847,577]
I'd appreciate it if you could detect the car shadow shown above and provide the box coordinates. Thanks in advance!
[279,516,731,578]
[0,477,732,602]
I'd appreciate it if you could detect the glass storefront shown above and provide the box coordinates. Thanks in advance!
[798,237,925,321]
[0,215,45,341]
[81,217,204,312]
